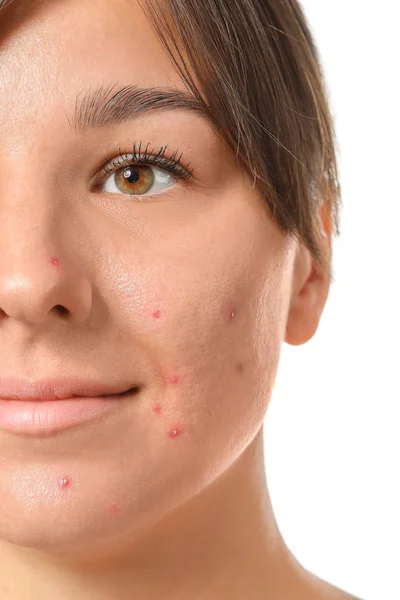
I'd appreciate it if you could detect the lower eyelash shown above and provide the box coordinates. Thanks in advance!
[101,140,194,180]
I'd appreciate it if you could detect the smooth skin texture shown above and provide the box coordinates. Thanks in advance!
[0,1,359,599]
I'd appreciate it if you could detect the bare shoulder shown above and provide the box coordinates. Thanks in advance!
[281,556,365,600]
[316,580,364,600]
[312,585,364,600]
[317,581,364,600]
[302,570,364,600]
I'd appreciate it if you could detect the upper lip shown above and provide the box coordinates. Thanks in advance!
[0,377,135,401]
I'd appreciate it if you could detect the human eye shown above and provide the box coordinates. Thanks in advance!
[96,140,194,198]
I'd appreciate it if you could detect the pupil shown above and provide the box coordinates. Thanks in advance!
[124,168,140,184]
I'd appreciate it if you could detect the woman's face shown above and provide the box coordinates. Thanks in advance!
[0,0,321,555]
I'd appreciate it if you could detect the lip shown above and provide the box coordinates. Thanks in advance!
[0,389,139,436]
[0,377,139,436]
[0,377,134,401]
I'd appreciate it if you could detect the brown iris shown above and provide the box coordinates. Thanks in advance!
[114,165,154,195]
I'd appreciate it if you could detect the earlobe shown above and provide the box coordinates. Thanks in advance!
[284,244,330,347]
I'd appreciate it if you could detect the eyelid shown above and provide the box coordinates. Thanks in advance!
[96,141,195,183]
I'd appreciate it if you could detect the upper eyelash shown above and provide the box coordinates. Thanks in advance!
[100,140,195,180]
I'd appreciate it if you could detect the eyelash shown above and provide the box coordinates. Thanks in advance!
[99,140,195,182]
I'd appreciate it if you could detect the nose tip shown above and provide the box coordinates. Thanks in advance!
[0,255,93,325]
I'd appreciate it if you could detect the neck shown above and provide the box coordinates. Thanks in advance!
[0,429,308,600]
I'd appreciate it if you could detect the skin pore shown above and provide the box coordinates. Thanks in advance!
[0,0,357,598]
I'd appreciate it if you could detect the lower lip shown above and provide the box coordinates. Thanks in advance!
[0,390,137,436]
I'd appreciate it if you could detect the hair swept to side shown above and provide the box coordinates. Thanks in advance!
[0,0,341,279]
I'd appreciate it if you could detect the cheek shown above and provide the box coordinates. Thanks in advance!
[130,244,286,460]
[100,196,291,483]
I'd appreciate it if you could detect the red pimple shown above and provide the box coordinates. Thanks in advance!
[108,503,119,515]
[152,310,162,319]
[50,257,59,267]
[153,403,162,415]
[168,375,180,384]
[228,307,236,321]
[168,426,183,439]
[59,477,71,489]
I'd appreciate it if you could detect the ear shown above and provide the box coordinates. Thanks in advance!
[285,205,332,347]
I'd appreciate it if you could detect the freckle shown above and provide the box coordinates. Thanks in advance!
[235,362,245,373]
[153,403,162,415]
[50,257,59,267]
[168,426,183,439]
[152,310,161,319]
[108,503,119,515]
[58,477,71,489]
[168,375,180,384]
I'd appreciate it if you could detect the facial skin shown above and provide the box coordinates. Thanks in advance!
[0,1,338,599]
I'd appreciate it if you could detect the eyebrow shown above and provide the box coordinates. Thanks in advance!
[70,82,208,131]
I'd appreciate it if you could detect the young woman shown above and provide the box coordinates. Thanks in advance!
[0,0,363,598]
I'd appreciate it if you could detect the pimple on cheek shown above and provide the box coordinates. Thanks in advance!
[50,257,60,267]
[227,305,237,322]
[152,310,162,319]
[153,403,162,415]
[108,503,120,515]
[167,375,180,385]
[167,425,184,439]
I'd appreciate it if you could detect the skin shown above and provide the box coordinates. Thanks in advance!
[0,1,360,599]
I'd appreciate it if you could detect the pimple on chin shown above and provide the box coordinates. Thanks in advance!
[167,375,180,384]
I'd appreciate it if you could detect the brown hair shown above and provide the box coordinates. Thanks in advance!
[1,0,341,279]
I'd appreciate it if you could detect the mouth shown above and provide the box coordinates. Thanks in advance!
[0,377,141,401]
[68,386,140,399]
[0,386,142,436]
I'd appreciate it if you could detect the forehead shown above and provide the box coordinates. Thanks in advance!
[0,0,184,108]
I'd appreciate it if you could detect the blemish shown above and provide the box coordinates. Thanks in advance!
[152,310,162,319]
[228,306,236,321]
[235,362,245,373]
[50,257,59,267]
[108,503,119,515]
[153,403,162,415]
[58,477,71,489]
[168,375,180,385]
[168,426,184,439]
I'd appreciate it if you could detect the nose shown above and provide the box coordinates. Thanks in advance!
[0,193,92,327]
[0,253,93,325]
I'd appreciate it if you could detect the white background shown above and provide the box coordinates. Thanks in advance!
[264,2,399,599]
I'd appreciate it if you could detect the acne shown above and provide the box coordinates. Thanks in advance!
[153,403,162,415]
[108,503,119,515]
[58,477,71,490]
[152,310,162,319]
[168,426,184,439]
[228,306,237,322]
[50,257,60,267]
[167,375,180,385]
